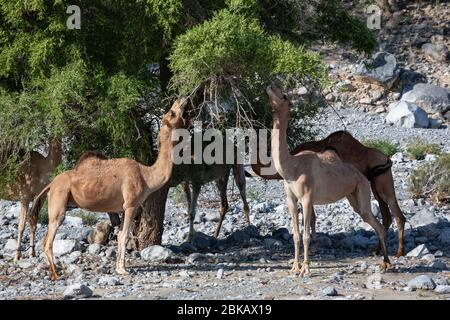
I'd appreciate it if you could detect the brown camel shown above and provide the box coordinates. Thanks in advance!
[29,99,186,280]
[251,131,405,258]
[171,163,250,240]
[1,139,62,261]
[267,84,390,276]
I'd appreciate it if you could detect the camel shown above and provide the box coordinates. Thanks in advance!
[171,163,250,240]
[267,84,390,276]
[29,99,186,280]
[1,139,62,261]
[250,132,406,258]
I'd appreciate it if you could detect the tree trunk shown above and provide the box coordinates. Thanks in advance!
[135,183,170,249]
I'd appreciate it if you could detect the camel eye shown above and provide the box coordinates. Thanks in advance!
[283,94,288,100]
[170,111,175,117]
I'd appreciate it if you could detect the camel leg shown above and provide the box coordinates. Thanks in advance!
[233,165,250,225]
[44,191,68,281]
[373,172,406,257]
[214,174,230,238]
[284,183,301,273]
[300,198,312,277]
[371,183,392,256]
[310,207,317,255]
[349,184,390,271]
[187,184,200,242]
[28,198,44,258]
[116,206,136,275]
[15,200,30,262]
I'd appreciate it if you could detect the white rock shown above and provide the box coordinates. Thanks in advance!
[407,275,436,290]
[87,244,101,255]
[3,239,17,253]
[64,216,83,227]
[434,285,450,294]
[63,283,93,298]
[366,273,384,289]
[386,101,429,128]
[217,268,225,279]
[53,240,79,257]
[140,245,173,262]
[401,83,450,114]
[406,244,429,258]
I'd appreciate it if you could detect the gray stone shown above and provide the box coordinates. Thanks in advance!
[192,232,216,250]
[420,253,435,263]
[64,216,83,227]
[98,276,121,286]
[386,101,429,128]
[272,228,290,241]
[140,245,173,262]
[186,253,210,264]
[232,230,250,245]
[64,251,82,264]
[406,244,429,258]
[317,235,332,248]
[366,273,384,289]
[3,239,17,253]
[53,240,79,257]
[434,285,450,294]
[409,209,439,228]
[429,261,446,270]
[87,243,102,255]
[401,83,450,114]
[354,52,400,89]
[422,43,449,62]
[321,286,338,296]
[63,283,93,298]
[407,275,436,290]
[439,229,450,244]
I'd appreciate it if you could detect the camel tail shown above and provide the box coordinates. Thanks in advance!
[367,158,393,181]
[30,184,51,220]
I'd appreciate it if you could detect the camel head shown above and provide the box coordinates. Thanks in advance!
[162,98,187,129]
[266,84,291,112]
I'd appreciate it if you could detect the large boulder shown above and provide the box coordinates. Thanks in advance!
[385,101,429,128]
[401,83,450,114]
[409,209,439,228]
[140,245,174,263]
[353,52,400,89]
[407,275,436,290]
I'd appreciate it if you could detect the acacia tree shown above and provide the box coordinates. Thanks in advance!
[1,0,376,247]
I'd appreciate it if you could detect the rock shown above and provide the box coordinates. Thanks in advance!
[407,275,436,290]
[205,212,220,222]
[406,244,429,258]
[231,230,250,245]
[64,251,82,264]
[316,235,332,248]
[429,261,446,270]
[140,245,174,263]
[439,229,450,244]
[63,283,93,298]
[360,261,368,271]
[87,244,101,255]
[179,242,197,254]
[263,238,282,247]
[18,260,33,269]
[321,287,338,296]
[87,221,111,245]
[422,43,449,62]
[391,152,404,163]
[64,216,83,227]
[366,273,384,289]
[409,209,439,228]
[434,285,450,294]
[272,228,290,241]
[3,239,17,253]
[186,253,210,264]
[434,277,449,286]
[401,83,450,114]
[216,268,224,279]
[53,240,79,257]
[252,201,274,213]
[105,247,116,258]
[192,232,216,250]
[354,52,400,89]
[421,254,435,263]
[98,276,121,286]
[385,101,429,128]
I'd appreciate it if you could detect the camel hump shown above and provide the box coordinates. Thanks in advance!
[75,150,108,168]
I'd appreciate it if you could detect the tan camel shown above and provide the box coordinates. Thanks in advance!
[251,132,406,257]
[267,84,390,276]
[1,139,62,261]
[29,99,186,280]
[171,163,250,240]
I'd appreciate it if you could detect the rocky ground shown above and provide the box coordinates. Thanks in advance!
[0,0,449,300]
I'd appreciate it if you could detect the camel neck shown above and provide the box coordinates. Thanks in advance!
[271,110,292,178]
[142,125,174,192]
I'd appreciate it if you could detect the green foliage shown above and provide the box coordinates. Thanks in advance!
[408,153,450,203]
[38,209,49,225]
[363,139,399,157]
[406,139,442,160]
[169,185,186,205]
[80,211,98,226]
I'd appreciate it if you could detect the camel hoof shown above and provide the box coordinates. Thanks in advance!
[291,262,301,274]
[380,261,391,273]
[51,274,59,281]
[14,252,22,262]
[300,264,311,277]
[395,250,405,258]
[116,268,129,275]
